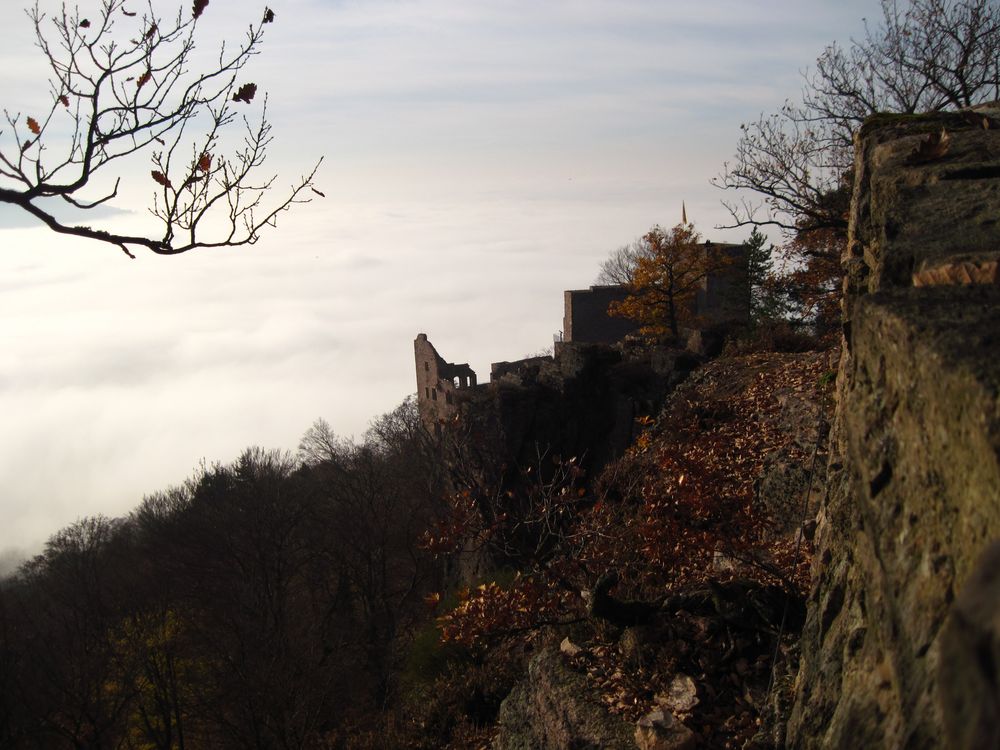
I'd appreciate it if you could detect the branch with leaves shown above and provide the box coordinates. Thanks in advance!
[0,0,321,257]
[608,222,738,339]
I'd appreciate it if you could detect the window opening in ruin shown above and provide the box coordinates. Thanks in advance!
[424,362,429,371]
[425,387,430,399]
[431,389,437,401]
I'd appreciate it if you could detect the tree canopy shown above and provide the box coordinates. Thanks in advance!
[608,223,734,339]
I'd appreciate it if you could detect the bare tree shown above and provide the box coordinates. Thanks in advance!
[594,235,655,285]
[298,418,353,467]
[13,516,138,749]
[715,0,1000,236]
[0,0,321,257]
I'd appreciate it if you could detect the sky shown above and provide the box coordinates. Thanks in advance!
[0,0,873,567]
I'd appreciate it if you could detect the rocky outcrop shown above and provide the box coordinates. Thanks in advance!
[756,378,833,538]
[634,708,695,750]
[844,105,1000,303]
[787,105,1000,747]
[494,648,634,750]
[471,342,696,481]
[938,539,1000,749]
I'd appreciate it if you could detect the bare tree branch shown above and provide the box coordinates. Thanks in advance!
[594,235,655,285]
[714,0,1000,237]
[0,0,321,257]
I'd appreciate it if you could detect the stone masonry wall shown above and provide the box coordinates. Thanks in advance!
[564,246,749,345]
[563,286,640,344]
[414,333,479,429]
[786,105,1000,748]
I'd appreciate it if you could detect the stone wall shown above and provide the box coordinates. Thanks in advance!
[415,334,693,502]
[563,286,640,344]
[787,105,1000,748]
[694,242,750,327]
[563,246,749,346]
[485,342,682,476]
[414,333,480,429]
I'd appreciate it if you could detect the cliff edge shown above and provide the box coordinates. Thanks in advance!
[787,105,1000,748]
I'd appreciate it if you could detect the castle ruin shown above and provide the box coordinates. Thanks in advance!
[562,242,749,344]
[415,240,748,433]
[414,333,479,430]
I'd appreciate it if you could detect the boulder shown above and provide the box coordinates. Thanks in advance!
[756,448,813,537]
[655,674,698,714]
[634,709,696,750]
[494,648,634,750]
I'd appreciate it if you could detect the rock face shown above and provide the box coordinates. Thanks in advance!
[466,342,696,487]
[844,105,1000,301]
[494,649,634,750]
[938,540,1000,749]
[786,106,1000,747]
[634,709,695,750]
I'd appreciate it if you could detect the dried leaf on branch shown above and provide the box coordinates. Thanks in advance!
[0,0,321,257]
[232,82,257,104]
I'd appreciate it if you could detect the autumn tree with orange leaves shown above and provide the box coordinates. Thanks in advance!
[0,0,320,257]
[609,223,733,339]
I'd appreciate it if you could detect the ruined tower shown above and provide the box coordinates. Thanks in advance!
[414,334,478,431]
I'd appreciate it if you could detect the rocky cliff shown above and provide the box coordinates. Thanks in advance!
[441,107,999,750]
[787,105,1000,748]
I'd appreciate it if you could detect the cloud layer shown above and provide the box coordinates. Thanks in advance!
[0,0,869,553]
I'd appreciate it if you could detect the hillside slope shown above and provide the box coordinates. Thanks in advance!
[422,346,838,750]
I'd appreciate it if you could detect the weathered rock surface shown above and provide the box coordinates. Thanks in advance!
[845,104,1000,305]
[494,648,634,750]
[938,540,1000,749]
[787,107,1000,748]
[634,708,696,750]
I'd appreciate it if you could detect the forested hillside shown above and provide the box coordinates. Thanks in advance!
[0,338,837,749]
[0,400,449,748]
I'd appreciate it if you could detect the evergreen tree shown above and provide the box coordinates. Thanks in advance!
[745,228,787,326]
